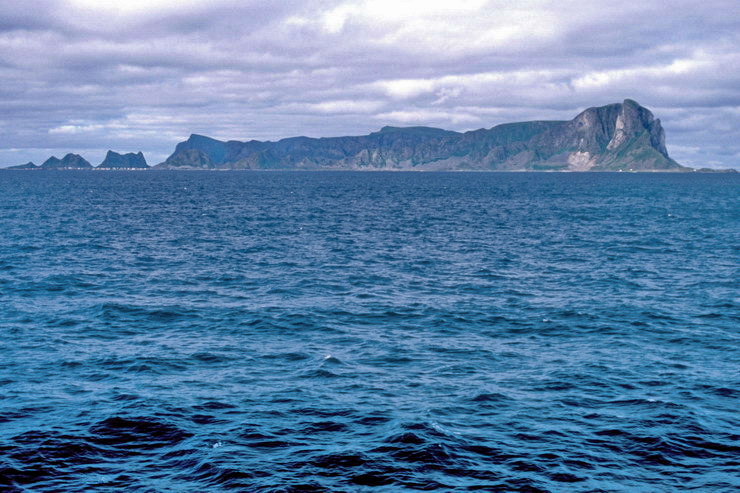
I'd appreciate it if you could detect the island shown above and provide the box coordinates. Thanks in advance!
[4,100,736,172]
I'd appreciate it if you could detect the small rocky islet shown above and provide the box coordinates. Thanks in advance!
[4,100,735,172]
[8,150,148,170]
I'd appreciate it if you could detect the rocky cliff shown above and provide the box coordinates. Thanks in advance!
[98,150,149,169]
[156,100,684,171]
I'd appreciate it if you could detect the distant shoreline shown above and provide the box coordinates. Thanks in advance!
[8,101,732,173]
[2,167,736,173]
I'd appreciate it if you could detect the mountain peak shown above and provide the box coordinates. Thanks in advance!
[98,150,149,169]
[187,134,223,144]
[167,134,228,166]
[40,154,91,169]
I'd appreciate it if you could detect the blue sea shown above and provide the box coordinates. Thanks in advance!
[1,171,738,492]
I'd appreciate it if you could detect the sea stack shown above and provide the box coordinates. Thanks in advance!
[97,151,149,169]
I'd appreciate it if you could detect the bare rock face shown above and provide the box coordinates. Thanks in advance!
[98,151,148,169]
[157,100,684,171]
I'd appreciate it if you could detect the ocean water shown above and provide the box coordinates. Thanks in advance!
[0,170,738,492]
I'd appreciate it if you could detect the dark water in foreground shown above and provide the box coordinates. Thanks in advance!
[0,171,738,492]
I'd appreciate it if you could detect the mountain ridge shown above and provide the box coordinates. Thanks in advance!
[155,100,686,171]
[5,100,736,171]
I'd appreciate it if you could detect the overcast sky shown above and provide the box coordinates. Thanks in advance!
[0,0,738,168]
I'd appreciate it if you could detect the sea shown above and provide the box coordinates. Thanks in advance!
[0,170,738,492]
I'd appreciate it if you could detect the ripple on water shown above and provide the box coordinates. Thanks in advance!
[1,171,738,491]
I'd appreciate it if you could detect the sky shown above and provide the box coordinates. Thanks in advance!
[0,0,738,168]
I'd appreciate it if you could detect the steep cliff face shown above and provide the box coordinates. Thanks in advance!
[169,134,227,166]
[41,153,92,169]
[157,100,684,171]
[470,99,680,171]
[154,134,270,169]
[155,149,216,169]
[98,151,148,169]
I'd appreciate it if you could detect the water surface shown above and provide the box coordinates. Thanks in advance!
[1,171,738,491]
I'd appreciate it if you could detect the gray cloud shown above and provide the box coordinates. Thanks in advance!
[0,0,738,168]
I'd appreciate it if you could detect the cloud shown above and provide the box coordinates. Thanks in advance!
[0,0,738,168]
[375,109,482,125]
[68,0,207,15]
[48,123,109,134]
[289,100,386,114]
